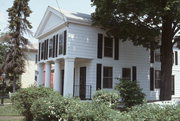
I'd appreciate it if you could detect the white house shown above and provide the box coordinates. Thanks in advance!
[35,6,180,100]
[21,44,38,88]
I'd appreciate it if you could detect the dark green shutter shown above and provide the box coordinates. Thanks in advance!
[150,67,154,91]
[114,38,119,60]
[63,30,67,55]
[97,34,103,58]
[96,64,102,90]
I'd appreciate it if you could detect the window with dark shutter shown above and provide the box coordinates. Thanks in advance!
[46,39,49,59]
[150,50,154,63]
[175,51,178,65]
[96,64,102,90]
[104,37,113,57]
[38,43,41,61]
[55,34,58,57]
[150,68,154,91]
[97,34,103,58]
[155,51,160,62]
[64,30,67,55]
[49,39,53,57]
[53,36,55,58]
[35,54,37,63]
[114,38,119,60]
[155,70,161,88]
[103,67,113,88]
[44,41,46,60]
[41,42,44,60]
[122,68,131,80]
[59,33,64,55]
[132,66,137,81]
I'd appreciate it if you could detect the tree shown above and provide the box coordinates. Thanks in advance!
[2,0,32,93]
[91,0,180,100]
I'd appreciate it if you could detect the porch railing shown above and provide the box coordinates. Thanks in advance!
[73,85,92,100]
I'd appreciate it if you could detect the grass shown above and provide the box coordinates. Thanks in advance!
[0,105,20,116]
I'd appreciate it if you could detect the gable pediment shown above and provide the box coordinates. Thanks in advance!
[35,7,67,38]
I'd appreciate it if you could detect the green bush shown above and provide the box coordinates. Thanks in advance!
[93,89,120,108]
[31,94,129,121]
[11,87,57,121]
[31,95,83,121]
[124,104,180,121]
[116,79,145,107]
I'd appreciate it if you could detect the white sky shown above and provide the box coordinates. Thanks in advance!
[0,0,95,43]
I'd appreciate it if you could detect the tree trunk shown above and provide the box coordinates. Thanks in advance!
[13,75,16,93]
[160,17,173,101]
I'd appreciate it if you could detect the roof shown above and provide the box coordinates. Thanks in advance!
[51,6,92,22]
[35,6,92,38]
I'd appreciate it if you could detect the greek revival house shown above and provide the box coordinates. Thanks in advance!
[35,6,180,100]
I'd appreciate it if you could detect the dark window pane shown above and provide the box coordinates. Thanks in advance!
[59,34,64,55]
[49,39,53,57]
[155,52,160,62]
[155,70,161,88]
[104,37,113,57]
[122,68,131,80]
[103,67,113,88]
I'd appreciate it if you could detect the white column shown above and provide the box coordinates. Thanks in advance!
[53,60,61,93]
[45,62,51,88]
[37,63,44,86]
[63,58,75,97]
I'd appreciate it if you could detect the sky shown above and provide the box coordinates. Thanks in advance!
[0,0,95,44]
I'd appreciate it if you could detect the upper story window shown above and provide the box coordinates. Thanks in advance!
[122,68,131,80]
[41,42,44,60]
[49,39,53,57]
[59,33,64,55]
[155,51,160,62]
[104,37,113,57]
[103,67,113,88]
[155,70,161,88]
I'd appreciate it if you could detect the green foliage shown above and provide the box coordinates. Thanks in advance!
[31,95,125,121]
[116,80,145,107]
[91,0,180,100]
[91,0,180,48]
[124,104,180,121]
[0,104,20,116]
[11,87,56,121]
[93,89,120,108]
[2,0,32,93]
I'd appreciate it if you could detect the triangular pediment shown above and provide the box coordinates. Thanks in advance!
[35,6,67,38]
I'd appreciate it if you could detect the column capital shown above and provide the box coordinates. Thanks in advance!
[45,61,51,64]
[64,57,75,62]
[54,59,61,63]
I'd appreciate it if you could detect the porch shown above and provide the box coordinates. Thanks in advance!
[36,58,93,100]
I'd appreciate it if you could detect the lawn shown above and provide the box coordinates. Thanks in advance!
[0,105,20,116]
[0,100,24,121]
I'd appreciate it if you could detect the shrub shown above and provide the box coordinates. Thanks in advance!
[31,94,129,121]
[93,89,120,108]
[11,87,57,121]
[125,104,180,121]
[116,79,145,107]
[31,95,82,121]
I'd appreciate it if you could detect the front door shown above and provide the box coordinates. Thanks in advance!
[80,67,86,100]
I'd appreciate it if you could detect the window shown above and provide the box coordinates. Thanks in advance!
[49,39,53,57]
[103,67,113,88]
[155,70,161,88]
[122,68,131,80]
[41,42,44,60]
[104,37,113,57]
[59,34,64,55]
[155,51,160,62]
